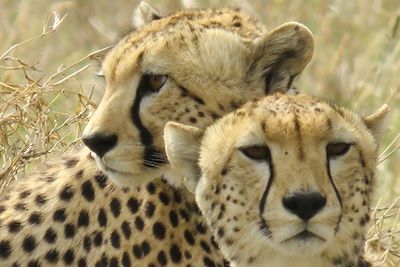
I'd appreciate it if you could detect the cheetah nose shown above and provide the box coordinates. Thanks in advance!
[282,192,326,221]
[82,133,118,158]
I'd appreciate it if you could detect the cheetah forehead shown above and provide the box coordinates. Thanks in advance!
[102,7,265,84]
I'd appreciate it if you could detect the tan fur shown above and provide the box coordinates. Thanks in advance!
[0,2,315,266]
[83,3,313,187]
[165,93,388,267]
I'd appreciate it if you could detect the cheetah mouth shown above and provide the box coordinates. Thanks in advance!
[92,153,137,176]
[282,230,325,243]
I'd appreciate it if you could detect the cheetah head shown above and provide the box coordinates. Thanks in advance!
[165,94,389,266]
[82,2,314,187]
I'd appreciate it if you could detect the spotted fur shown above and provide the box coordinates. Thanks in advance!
[165,94,389,267]
[0,2,314,266]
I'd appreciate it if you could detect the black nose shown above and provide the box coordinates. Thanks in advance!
[82,134,117,158]
[282,192,326,221]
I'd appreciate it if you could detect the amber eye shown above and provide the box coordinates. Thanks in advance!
[143,74,168,93]
[326,142,351,157]
[240,145,271,161]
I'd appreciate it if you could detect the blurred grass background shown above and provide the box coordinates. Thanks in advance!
[0,0,399,265]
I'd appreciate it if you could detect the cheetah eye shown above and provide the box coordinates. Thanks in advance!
[326,142,351,157]
[240,145,271,161]
[142,74,168,93]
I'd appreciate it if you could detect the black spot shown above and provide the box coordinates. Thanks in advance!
[196,223,207,234]
[121,221,132,239]
[122,252,131,267]
[64,223,76,238]
[169,244,182,263]
[169,211,179,227]
[203,256,216,267]
[184,230,195,245]
[132,245,143,259]
[35,194,47,206]
[157,251,168,265]
[0,240,11,258]
[44,228,57,243]
[78,257,87,267]
[135,217,144,231]
[233,21,242,27]
[158,192,170,205]
[141,241,151,256]
[98,208,107,227]
[45,249,59,263]
[8,220,22,233]
[75,169,84,179]
[78,210,90,227]
[59,184,74,201]
[127,197,140,214]
[81,180,95,201]
[65,158,78,168]
[179,209,189,221]
[63,249,75,265]
[27,260,40,267]
[53,208,66,222]
[95,253,109,267]
[14,202,27,211]
[200,240,211,254]
[22,235,37,252]
[152,222,166,240]
[110,198,121,217]
[19,189,31,199]
[83,236,91,252]
[145,201,156,217]
[217,227,224,238]
[94,173,108,189]
[28,212,42,224]
[185,251,192,259]
[146,183,156,194]
[110,257,119,267]
[93,231,103,246]
[111,230,121,249]
[173,191,182,203]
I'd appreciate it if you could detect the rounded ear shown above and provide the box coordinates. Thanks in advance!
[164,122,203,193]
[132,1,162,29]
[252,22,314,94]
[363,104,390,139]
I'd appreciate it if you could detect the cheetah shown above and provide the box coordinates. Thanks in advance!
[0,2,314,267]
[165,93,389,267]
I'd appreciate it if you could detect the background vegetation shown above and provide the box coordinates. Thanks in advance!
[0,0,399,265]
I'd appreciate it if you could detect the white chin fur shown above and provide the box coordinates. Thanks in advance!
[93,154,166,187]
[267,224,333,256]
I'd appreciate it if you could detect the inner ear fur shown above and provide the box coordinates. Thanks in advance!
[253,22,314,94]
[132,1,163,29]
[363,104,390,139]
[164,122,203,193]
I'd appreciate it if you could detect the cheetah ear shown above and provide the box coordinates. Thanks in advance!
[254,22,314,94]
[164,122,203,193]
[363,104,390,139]
[132,1,162,29]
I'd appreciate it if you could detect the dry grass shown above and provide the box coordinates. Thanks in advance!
[0,0,399,265]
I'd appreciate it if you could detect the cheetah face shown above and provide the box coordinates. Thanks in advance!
[165,94,388,265]
[82,2,314,187]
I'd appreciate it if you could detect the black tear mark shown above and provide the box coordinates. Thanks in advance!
[258,156,274,238]
[130,76,166,168]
